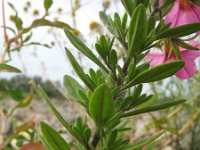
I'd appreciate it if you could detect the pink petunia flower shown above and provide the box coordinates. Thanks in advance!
[164,0,200,34]
[146,41,200,79]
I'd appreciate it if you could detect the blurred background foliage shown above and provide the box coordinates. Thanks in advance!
[0,75,64,100]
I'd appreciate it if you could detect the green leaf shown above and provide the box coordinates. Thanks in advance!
[64,29,108,73]
[31,19,72,29]
[8,90,24,101]
[23,32,33,43]
[89,84,114,128]
[127,62,136,79]
[74,117,91,143]
[63,75,88,107]
[132,95,153,108]
[7,2,17,12]
[40,135,53,150]
[122,61,184,90]
[0,64,21,73]
[126,132,163,150]
[65,48,96,91]
[9,94,33,115]
[95,43,107,61]
[156,20,170,34]
[44,0,53,12]
[156,23,200,39]
[99,11,118,36]
[26,42,51,48]
[128,4,147,56]
[38,86,72,130]
[121,0,136,16]
[121,99,186,117]
[122,13,128,29]
[15,17,23,30]
[113,13,126,39]
[147,16,156,33]
[41,122,70,150]
[171,41,182,59]
[176,40,200,50]
[37,86,85,146]
[109,49,117,69]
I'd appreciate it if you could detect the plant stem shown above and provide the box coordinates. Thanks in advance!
[92,130,99,148]
[2,0,8,42]
[150,0,160,17]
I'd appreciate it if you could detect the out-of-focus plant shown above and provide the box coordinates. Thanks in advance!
[142,70,200,150]
[0,75,64,100]
[0,0,73,149]
[37,0,200,149]
[0,0,73,70]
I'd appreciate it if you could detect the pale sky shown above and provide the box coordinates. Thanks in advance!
[0,0,124,81]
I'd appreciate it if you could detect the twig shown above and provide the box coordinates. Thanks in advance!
[2,0,8,42]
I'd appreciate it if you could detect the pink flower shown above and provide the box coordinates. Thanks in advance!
[164,0,200,34]
[146,41,200,79]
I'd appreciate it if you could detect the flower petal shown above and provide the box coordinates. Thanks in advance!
[191,2,200,20]
[188,40,200,49]
[146,52,165,66]
[165,1,181,27]
[176,48,200,79]
[181,49,200,60]
[175,60,197,79]
[165,1,200,34]
[176,5,200,26]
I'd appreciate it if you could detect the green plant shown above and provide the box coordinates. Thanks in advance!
[37,0,200,149]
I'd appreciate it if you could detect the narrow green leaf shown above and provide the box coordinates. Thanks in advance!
[157,23,200,39]
[26,42,51,48]
[15,17,23,30]
[64,29,108,73]
[121,99,186,117]
[176,40,200,50]
[65,48,96,91]
[63,75,88,107]
[121,0,136,16]
[95,43,107,61]
[32,19,72,29]
[7,2,17,12]
[147,16,156,33]
[128,4,147,56]
[38,86,71,130]
[126,132,163,149]
[171,42,182,59]
[99,11,118,36]
[9,94,33,115]
[44,0,53,12]
[23,32,33,43]
[122,13,128,29]
[40,135,52,150]
[41,122,70,150]
[113,13,125,39]
[89,84,114,128]
[37,86,84,145]
[132,84,142,99]
[0,64,21,73]
[109,49,117,69]
[127,62,136,79]
[122,61,184,90]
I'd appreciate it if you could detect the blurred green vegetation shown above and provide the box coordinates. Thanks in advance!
[147,72,200,150]
[0,75,64,101]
